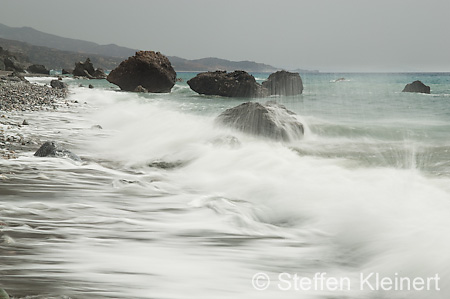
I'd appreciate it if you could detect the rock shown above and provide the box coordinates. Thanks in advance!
[402,80,430,94]
[50,79,67,89]
[216,101,304,142]
[22,119,29,125]
[3,56,25,72]
[0,288,10,299]
[187,70,267,98]
[107,51,176,93]
[27,64,49,75]
[62,68,72,75]
[91,124,103,129]
[262,70,303,96]
[88,84,94,89]
[34,141,81,161]
[73,58,106,79]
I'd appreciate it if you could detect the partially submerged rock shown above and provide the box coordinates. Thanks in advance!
[34,141,81,161]
[262,70,303,96]
[402,80,430,94]
[216,101,304,141]
[73,58,106,79]
[187,70,267,98]
[107,51,176,93]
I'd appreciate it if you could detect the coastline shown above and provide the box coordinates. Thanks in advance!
[0,74,69,160]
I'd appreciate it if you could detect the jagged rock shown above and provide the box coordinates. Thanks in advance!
[62,68,72,75]
[262,70,303,96]
[402,80,430,94]
[88,84,94,89]
[34,141,81,161]
[50,79,67,89]
[188,70,267,98]
[73,58,106,79]
[216,101,304,141]
[22,119,29,125]
[4,56,25,72]
[107,51,176,93]
[27,64,49,75]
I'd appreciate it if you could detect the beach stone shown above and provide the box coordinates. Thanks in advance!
[73,58,106,79]
[107,51,176,93]
[402,80,430,94]
[88,84,94,89]
[34,141,81,161]
[216,101,304,141]
[0,288,10,299]
[262,70,303,96]
[27,64,49,75]
[50,79,67,89]
[187,70,267,98]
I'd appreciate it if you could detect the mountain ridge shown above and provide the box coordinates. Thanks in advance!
[0,23,311,73]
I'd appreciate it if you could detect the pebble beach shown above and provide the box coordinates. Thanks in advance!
[0,73,68,160]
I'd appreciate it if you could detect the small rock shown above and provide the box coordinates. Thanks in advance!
[22,119,29,125]
[402,80,430,94]
[91,124,103,130]
[34,141,81,161]
[88,84,94,89]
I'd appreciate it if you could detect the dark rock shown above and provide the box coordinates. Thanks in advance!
[187,70,267,98]
[34,141,81,161]
[107,51,176,93]
[262,71,303,96]
[22,119,29,125]
[216,101,304,141]
[3,56,25,72]
[50,79,67,89]
[148,160,185,169]
[27,64,49,75]
[88,84,94,89]
[402,80,430,94]
[0,59,5,71]
[62,68,72,75]
[73,58,106,79]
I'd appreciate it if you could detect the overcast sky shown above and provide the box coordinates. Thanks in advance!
[1,0,449,72]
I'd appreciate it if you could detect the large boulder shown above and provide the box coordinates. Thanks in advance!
[188,70,267,98]
[27,64,49,75]
[216,101,304,141]
[262,71,303,96]
[402,80,430,94]
[34,141,81,161]
[73,58,106,79]
[4,56,25,72]
[50,79,67,89]
[107,51,176,93]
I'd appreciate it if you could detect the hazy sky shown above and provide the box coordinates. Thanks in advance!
[1,0,449,72]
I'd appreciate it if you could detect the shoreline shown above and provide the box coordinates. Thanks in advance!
[0,75,69,160]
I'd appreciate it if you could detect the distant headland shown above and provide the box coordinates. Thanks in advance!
[0,23,317,73]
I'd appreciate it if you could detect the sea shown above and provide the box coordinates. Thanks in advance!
[1,72,450,299]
